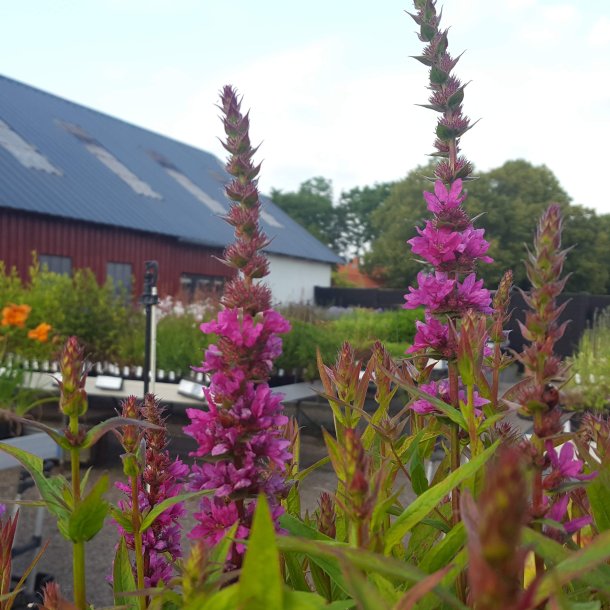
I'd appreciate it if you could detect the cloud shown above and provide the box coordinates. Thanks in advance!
[588,16,610,47]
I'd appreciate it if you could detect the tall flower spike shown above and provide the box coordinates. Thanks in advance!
[114,395,188,587]
[405,0,492,380]
[409,0,474,184]
[516,204,570,421]
[185,87,291,563]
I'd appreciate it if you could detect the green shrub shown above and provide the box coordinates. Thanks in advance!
[567,308,610,411]
[156,314,212,375]
[276,319,342,380]
[277,308,423,379]
[331,307,423,352]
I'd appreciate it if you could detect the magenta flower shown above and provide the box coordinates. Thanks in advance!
[404,272,455,310]
[410,378,489,415]
[407,314,451,356]
[545,494,592,535]
[404,272,492,315]
[409,223,492,271]
[423,179,465,213]
[543,440,597,491]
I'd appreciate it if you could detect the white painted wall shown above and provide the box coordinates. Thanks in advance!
[265,253,332,304]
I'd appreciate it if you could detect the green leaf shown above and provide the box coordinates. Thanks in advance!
[476,412,506,435]
[199,585,239,610]
[113,538,137,609]
[523,527,610,594]
[420,23,436,42]
[534,527,610,602]
[279,515,349,596]
[429,66,449,85]
[238,495,284,610]
[284,552,311,593]
[210,522,238,572]
[409,443,429,496]
[140,489,213,532]
[447,87,464,109]
[435,123,458,141]
[586,464,610,532]
[285,482,301,517]
[294,456,330,482]
[68,473,109,542]
[283,589,340,610]
[109,505,134,534]
[384,441,499,552]
[419,522,465,574]
[323,429,345,480]
[0,442,70,519]
[340,560,390,610]
[402,384,467,429]
[81,416,160,449]
[276,537,466,609]
[1,416,71,449]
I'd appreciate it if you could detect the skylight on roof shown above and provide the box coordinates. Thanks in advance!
[164,167,226,214]
[261,210,283,228]
[149,152,225,214]
[61,122,161,199]
[0,119,62,175]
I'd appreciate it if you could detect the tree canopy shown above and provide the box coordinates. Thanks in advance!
[365,160,610,293]
[269,160,610,295]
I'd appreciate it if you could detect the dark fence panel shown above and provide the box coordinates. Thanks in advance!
[314,286,610,359]
[315,286,405,309]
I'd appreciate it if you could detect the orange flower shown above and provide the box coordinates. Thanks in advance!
[28,322,52,343]
[1,304,31,328]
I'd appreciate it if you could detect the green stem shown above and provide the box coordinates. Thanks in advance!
[131,477,146,610]
[532,410,545,578]
[448,363,467,603]
[69,415,86,610]
[466,384,481,457]
[448,363,461,525]
[491,342,501,410]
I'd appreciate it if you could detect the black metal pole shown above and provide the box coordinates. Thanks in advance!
[142,261,158,396]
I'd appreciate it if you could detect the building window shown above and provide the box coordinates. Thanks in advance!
[0,119,62,175]
[39,255,72,276]
[180,274,225,301]
[107,262,132,295]
[59,121,161,199]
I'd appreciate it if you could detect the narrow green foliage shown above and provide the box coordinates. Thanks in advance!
[384,441,499,552]
[238,495,284,610]
[113,538,138,610]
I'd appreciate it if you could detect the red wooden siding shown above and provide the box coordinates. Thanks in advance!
[0,209,231,296]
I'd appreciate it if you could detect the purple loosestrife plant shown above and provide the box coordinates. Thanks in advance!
[114,395,188,589]
[404,0,494,531]
[185,86,291,563]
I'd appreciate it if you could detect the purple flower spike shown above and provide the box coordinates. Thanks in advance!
[184,86,291,564]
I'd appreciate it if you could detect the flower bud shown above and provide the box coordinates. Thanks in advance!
[58,336,88,417]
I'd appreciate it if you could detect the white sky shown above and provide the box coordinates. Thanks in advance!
[1,0,609,212]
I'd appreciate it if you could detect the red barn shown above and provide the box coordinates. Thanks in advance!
[0,76,340,302]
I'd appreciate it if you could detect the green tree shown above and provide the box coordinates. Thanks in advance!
[366,159,610,294]
[338,182,395,257]
[270,177,346,254]
[363,163,435,288]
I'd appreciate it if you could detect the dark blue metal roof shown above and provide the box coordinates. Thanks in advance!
[0,75,341,264]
